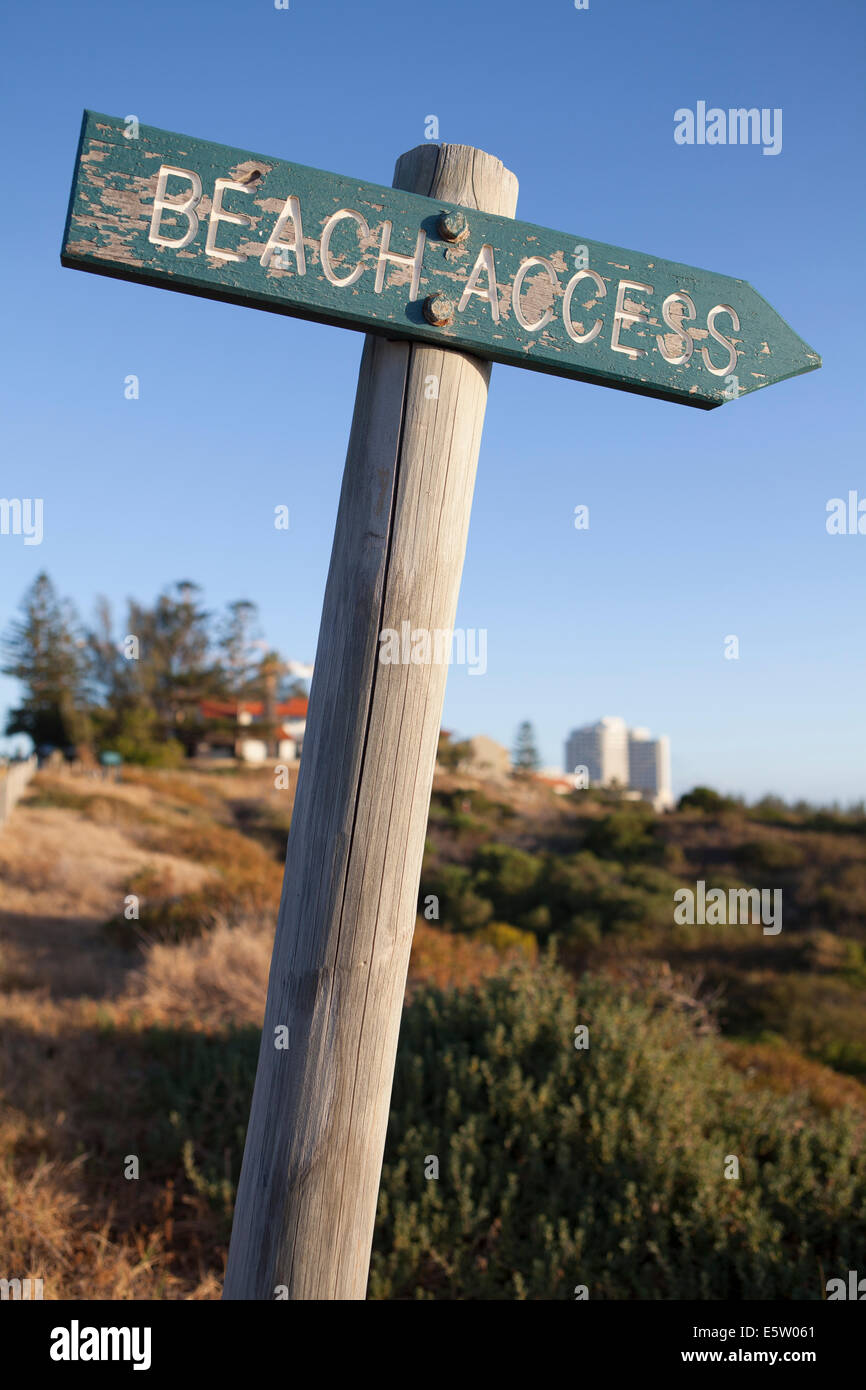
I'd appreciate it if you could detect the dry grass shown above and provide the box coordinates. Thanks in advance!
[0,768,524,1300]
[0,1148,221,1300]
[127,918,517,1029]
[125,915,273,1030]
[0,987,227,1299]
[722,1039,866,1117]
[0,795,212,924]
[408,920,529,993]
[0,771,258,1299]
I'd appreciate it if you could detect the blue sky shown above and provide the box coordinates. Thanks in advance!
[1,0,863,801]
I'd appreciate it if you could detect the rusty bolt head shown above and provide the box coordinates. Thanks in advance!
[423,294,455,327]
[437,209,468,242]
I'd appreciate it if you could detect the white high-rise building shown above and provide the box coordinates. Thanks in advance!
[564,716,629,788]
[628,727,673,810]
[564,717,673,808]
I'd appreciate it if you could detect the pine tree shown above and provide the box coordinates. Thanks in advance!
[2,572,89,748]
[216,599,263,700]
[128,581,216,745]
[512,720,540,774]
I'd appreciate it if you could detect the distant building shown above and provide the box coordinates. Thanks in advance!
[628,727,673,810]
[536,768,578,796]
[196,697,308,764]
[564,716,629,788]
[564,716,673,809]
[457,735,511,780]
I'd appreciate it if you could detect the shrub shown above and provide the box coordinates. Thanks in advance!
[474,922,538,961]
[520,905,552,935]
[473,844,544,902]
[715,969,866,1086]
[105,736,186,769]
[369,965,866,1299]
[735,837,806,873]
[583,807,660,861]
[454,891,495,931]
[678,787,741,815]
[567,913,602,948]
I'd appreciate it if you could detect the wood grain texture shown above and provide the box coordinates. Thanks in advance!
[61,112,820,406]
[222,144,518,1301]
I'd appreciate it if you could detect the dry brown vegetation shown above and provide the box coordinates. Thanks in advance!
[0,765,517,1298]
[1,765,864,1299]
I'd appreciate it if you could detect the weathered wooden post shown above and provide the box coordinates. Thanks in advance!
[62,108,819,1302]
[222,143,518,1300]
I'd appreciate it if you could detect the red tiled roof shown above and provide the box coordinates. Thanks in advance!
[278,698,308,718]
[199,698,308,720]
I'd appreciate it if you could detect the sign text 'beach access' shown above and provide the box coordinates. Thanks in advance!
[62,113,820,409]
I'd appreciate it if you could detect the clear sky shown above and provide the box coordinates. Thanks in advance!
[1,0,863,802]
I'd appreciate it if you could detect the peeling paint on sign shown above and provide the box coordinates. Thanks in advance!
[61,112,821,409]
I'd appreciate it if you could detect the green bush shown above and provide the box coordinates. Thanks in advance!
[722,971,866,1080]
[473,844,544,902]
[137,1027,261,1226]
[104,736,186,768]
[568,913,602,948]
[735,837,806,873]
[422,843,681,944]
[474,922,538,961]
[583,807,660,861]
[369,965,866,1299]
[678,787,743,815]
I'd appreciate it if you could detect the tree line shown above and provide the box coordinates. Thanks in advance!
[1,572,304,765]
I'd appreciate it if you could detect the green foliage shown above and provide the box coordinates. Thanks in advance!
[474,844,544,903]
[425,789,516,842]
[138,1027,261,1231]
[2,572,91,747]
[583,806,660,861]
[422,833,678,946]
[735,837,806,873]
[87,580,218,755]
[436,731,472,770]
[512,720,540,774]
[722,971,866,1081]
[474,922,538,961]
[3,572,305,764]
[106,735,186,768]
[420,778,866,1097]
[216,599,265,701]
[750,795,792,824]
[744,794,866,837]
[841,940,866,989]
[678,786,741,815]
[369,966,866,1299]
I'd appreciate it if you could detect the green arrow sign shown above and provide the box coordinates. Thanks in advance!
[62,111,820,409]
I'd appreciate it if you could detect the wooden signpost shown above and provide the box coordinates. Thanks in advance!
[62,112,820,1300]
